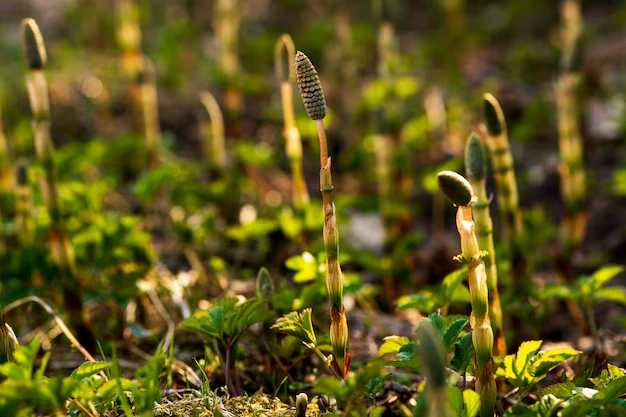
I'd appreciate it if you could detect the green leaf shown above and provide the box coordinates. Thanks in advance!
[443,319,469,352]
[225,299,270,337]
[440,268,467,305]
[387,356,421,372]
[427,313,445,336]
[534,382,577,400]
[573,355,596,386]
[529,348,581,377]
[364,374,390,397]
[96,378,135,403]
[503,404,537,416]
[533,394,562,415]
[595,376,626,402]
[540,284,576,301]
[179,298,269,342]
[595,287,626,305]
[448,386,463,416]
[396,292,438,313]
[514,340,543,378]
[590,265,625,290]
[450,332,474,373]
[463,389,481,417]
[285,252,319,283]
[608,364,626,379]
[71,362,111,380]
[271,309,317,345]
[378,336,411,357]
[504,354,517,383]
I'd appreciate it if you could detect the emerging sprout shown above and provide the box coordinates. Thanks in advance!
[0,313,18,364]
[295,51,326,120]
[437,171,473,207]
[482,93,504,136]
[256,267,274,304]
[20,18,47,70]
[295,393,308,417]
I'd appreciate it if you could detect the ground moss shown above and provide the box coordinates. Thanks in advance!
[154,391,320,417]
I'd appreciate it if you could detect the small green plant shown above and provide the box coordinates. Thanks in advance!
[379,313,480,416]
[0,313,17,364]
[501,360,626,416]
[0,335,167,416]
[295,50,350,379]
[497,340,581,401]
[438,170,496,417]
[540,265,625,352]
[179,298,271,395]
[295,392,308,417]
[396,267,470,314]
[272,308,343,380]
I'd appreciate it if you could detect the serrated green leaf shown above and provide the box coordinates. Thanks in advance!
[530,348,581,377]
[427,313,445,336]
[71,362,111,380]
[450,332,474,373]
[533,394,562,415]
[271,309,316,345]
[387,357,421,372]
[443,319,469,352]
[378,336,411,357]
[534,382,577,400]
[180,298,269,342]
[515,340,543,378]
[463,389,481,417]
[504,354,517,383]
[608,364,625,379]
[364,374,390,397]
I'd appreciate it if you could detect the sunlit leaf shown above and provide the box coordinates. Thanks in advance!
[378,336,410,357]
[589,265,625,290]
[514,340,542,378]
[463,389,481,417]
[529,348,581,377]
[71,362,111,380]
[272,309,317,345]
